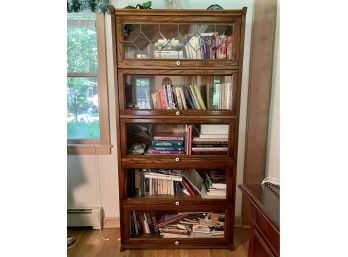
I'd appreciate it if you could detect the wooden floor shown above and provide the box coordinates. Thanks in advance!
[67,227,250,257]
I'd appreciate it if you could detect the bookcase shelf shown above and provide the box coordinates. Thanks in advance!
[111,6,247,251]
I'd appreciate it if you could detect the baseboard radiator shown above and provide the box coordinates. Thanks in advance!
[67,208,102,229]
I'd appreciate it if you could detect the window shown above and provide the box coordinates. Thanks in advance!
[67,11,110,154]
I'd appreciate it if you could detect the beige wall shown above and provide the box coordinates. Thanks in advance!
[67,0,254,219]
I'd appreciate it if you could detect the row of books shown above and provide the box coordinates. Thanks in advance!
[209,82,233,110]
[130,211,225,238]
[128,169,227,199]
[186,33,233,60]
[151,84,206,110]
[148,33,233,60]
[130,82,233,111]
[127,124,230,156]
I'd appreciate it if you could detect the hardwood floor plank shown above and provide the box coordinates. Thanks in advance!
[164,249,174,257]
[176,249,189,257]
[97,229,118,257]
[67,228,249,257]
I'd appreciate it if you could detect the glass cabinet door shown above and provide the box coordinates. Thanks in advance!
[126,168,228,200]
[122,122,233,157]
[120,73,238,113]
[128,210,225,239]
[122,23,236,60]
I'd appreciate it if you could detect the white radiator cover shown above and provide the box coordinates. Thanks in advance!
[67,207,102,229]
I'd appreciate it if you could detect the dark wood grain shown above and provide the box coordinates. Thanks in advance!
[117,60,240,70]
[242,0,277,226]
[114,8,247,17]
[111,6,247,250]
[121,157,234,168]
[120,110,237,118]
[111,10,125,249]
[239,184,279,257]
[118,69,237,75]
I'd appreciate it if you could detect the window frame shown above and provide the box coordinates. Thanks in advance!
[67,13,111,155]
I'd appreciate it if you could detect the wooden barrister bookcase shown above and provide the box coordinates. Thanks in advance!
[110,6,247,251]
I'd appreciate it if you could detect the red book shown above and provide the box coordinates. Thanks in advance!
[227,35,233,59]
[146,149,184,155]
[159,89,167,109]
[155,214,188,229]
[186,125,192,155]
[145,211,156,234]
[219,36,227,59]
[181,177,197,196]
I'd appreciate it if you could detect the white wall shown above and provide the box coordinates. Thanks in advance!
[67,0,253,219]
[266,1,280,181]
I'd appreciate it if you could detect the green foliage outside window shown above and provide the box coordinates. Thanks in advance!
[67,12,100,140]
[67,27,97,73]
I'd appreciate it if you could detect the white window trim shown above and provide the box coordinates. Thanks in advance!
[67,13,111,155]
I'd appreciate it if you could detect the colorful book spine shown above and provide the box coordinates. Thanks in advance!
[192,137,228,143]
[144,172,182,181]
[155,214,188,229]
[159,228,189,235]
[186,125,192,155]
[181,177,197,196]
[191,147,228,151]
[227,82,233,110]
[226,35,233,59]
[179,87,188,109]
[182,86,195,109]
[175,87,183,109]
[154,135,185,141]
[146,149,184,155]
[171,85,178,108]
[214,32,221,59]
[188,85,201,109]
[150,212,159,234]
[207,36,214,59]
[192,144,228,148]
[159,89,167,109]
[219,35,227,59]
[142,212,150,233]
[151,93,157,109]
[145,211,155,234]
[193,84,206,109]
[192,150,227,155]
[163,85,169,108]
[152,140,184,147]
[165,84,175,108]
[153,146,184,151]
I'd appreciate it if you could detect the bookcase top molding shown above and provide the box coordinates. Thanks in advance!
[109,6,247,16]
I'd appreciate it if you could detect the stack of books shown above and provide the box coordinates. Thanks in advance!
[201,170,227,199]
[192,212,225,238]
[192,124,229,155]
[146,134,185,155]
[130,211,225,238]
[154,39,184,59]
